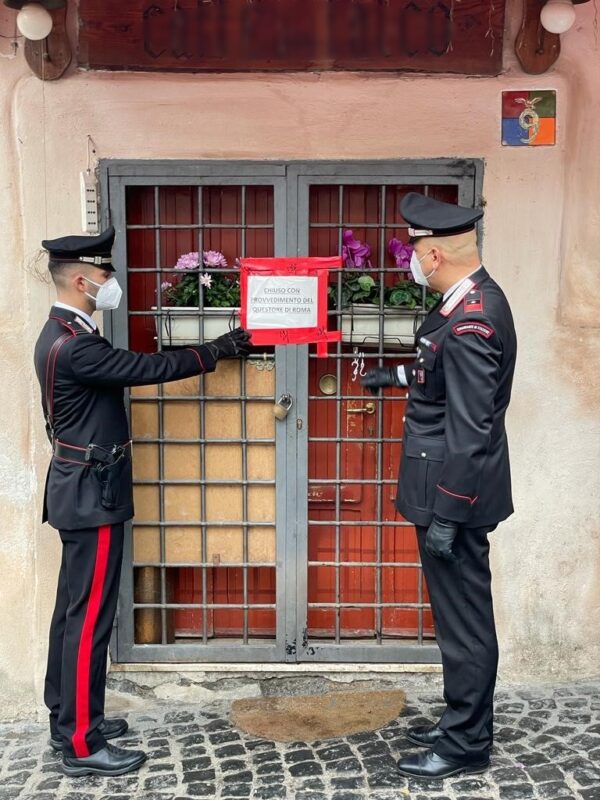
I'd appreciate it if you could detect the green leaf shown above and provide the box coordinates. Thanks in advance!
[357,275,375,292]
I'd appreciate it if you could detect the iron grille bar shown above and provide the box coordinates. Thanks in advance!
[127,265,408,273]
[334,184,344,646]
[133,479,275,486]
[241,186,250,646]
[418,557,424,647]
[154,186,168,646]
[133,603,276,610]
[308,437,403,444]
[133,560,416,568]
[197,185,210,645]
[308,561,421,568]
[308,395,408,401]
[309,520,412,527]
[308,603,430,609]
[307,352,416,360]
[308,478,396,485]
[126,221,414,231]
[134,561,276,568]
[126,223,274,230]
[308,222,411,229]
[131,438,275,444]
[375,184,386,645]
[131,395,274,402]
[133,520,275,527]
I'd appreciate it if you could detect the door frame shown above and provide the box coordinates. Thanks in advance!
[100,158,484,664]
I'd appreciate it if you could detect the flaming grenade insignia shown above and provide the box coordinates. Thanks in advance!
[515,96,542,144]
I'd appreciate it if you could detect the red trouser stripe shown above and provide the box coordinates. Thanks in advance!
[72,525,111,758]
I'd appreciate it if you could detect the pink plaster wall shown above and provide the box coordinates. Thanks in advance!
[0,0,598,718]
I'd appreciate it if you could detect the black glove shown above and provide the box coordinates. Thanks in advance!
[361,367,402,395]
[425,517,459,561]
[206,327,252,361]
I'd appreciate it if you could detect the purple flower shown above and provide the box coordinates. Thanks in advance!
[342,230,371,269]
[175,251,201,270]
[199,273,212,288]
[161,281,173,291]
[389,238,413,271]
[203,250,228,268]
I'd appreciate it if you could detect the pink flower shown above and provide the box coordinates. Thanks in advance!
[342,230,371,269]
[175,252,201,270]
[203,250,228,268]
[388,238,413,271]
[199,273,212,288]
[161,281,173,291]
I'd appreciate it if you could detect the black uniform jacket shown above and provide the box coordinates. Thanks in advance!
[34,306,217,531]
[396,266,517,527]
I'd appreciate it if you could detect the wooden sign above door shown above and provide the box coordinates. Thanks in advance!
[78,0,506,75]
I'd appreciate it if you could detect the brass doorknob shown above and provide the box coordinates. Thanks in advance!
[347,402,376,415]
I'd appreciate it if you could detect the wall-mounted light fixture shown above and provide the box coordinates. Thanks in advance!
[15,3,54,40]
[515,0,591,74]
[3,0,70,79]
[540,0,577,34]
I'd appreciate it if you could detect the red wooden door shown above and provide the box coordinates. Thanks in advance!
[305,183,459,641]
[308,355,434,639]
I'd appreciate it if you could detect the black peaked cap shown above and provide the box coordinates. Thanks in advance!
[400,193,483,239]
[42,226,116,270]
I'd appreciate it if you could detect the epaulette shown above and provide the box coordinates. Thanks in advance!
[463,289,484,314]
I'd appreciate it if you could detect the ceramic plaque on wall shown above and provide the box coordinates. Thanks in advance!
[502,90,556,146]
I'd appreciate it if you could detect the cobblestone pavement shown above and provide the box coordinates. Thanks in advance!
[1,680,598,800]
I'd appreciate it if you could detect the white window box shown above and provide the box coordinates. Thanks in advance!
[340,304,426,349]
[152,306,241,345]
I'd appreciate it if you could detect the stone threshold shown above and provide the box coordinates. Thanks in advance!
[110,662,443,674]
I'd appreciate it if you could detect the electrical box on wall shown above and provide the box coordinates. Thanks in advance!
[80,170,99,233]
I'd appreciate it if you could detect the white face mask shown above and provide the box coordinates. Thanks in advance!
[410,249,436,287]
[84,276,123,311]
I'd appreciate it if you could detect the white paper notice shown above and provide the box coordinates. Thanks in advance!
[247,276,319,329]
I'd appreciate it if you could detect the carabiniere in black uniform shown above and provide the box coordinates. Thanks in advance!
[34,227,251,776]
[363,193,517,778]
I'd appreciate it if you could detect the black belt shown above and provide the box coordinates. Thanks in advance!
[53,439,131,466]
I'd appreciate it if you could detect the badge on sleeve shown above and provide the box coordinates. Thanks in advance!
[453,322,495,339]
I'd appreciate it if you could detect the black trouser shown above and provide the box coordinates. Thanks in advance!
[416,524,499,763]
[44,524,124,759]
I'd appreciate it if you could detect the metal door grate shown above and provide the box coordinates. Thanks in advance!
[103,159,482,664]
[292,162,482,662]
[105,168,289,663]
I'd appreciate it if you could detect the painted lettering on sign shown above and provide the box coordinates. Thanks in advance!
[78,0,506,75]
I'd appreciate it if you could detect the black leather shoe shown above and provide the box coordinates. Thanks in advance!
[397,751,489,779]
[406,724,444,748]
[62,743,146,777]
[50,718,129,751]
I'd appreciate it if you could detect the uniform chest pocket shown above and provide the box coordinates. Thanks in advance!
[418,347,437,370]
[414,347,440,396]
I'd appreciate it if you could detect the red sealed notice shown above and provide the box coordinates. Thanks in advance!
[240,257,342,356]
